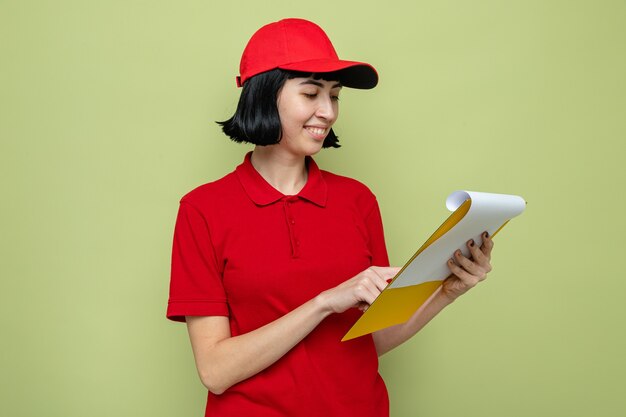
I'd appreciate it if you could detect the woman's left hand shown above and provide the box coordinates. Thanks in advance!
[441,231,494,302]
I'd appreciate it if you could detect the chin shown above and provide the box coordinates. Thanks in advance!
[304,143,325,156]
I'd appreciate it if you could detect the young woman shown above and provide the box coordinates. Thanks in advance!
[167,18,493,417]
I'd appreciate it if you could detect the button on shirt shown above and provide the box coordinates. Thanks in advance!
[167,152,390,417]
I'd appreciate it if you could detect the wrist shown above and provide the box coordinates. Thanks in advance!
[312,292,335,318]
[436,287,457,306]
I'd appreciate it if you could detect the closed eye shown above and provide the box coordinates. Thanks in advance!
[302,91,340,102]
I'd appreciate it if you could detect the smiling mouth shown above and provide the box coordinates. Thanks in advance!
[305,127,327,137]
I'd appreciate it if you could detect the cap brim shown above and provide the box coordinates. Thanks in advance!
[279,59,378,89]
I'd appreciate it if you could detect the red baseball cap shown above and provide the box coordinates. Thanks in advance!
[236,18,378,89]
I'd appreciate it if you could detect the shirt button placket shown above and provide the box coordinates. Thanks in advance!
[283,197,300,258]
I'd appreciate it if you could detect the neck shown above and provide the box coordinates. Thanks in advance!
[250,147,308,195]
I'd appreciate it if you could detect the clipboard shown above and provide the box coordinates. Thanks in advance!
[342,191,526,342]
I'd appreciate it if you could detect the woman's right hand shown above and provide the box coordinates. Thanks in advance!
[186,266,400,394]
[318,266,401,314]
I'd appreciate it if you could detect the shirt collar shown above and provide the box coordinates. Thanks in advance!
[236,151,327,207]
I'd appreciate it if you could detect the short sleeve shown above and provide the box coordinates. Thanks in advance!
[166,200,229,322]
[365,197,390,267]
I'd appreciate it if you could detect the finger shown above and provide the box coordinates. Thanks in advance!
[373,278,388,293]
[447,259,479,287]
[354,278,382,306]
[370,266,401,280]
[475,239,493,275]
[359,288,379,307]
[453,250,484,277]
[480,232,494,258]
[368,267,400,290]
[469,239,493,274]
[467,239,487,265]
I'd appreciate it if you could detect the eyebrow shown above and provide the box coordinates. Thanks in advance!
[299,80,342,89]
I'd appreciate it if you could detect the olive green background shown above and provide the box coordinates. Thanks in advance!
[2,0,625,416]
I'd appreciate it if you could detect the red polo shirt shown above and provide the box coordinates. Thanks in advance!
[167,152,390,417]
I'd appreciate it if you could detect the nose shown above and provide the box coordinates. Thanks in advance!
[315,96,337,122]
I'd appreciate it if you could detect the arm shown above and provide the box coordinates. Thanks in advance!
[186,266,399,395]
[186,298,330,395]
[172,199,398,394]
[373,232,494,356]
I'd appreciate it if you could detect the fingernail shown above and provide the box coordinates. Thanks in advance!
[469,240,474,247]
[484,232,489,238]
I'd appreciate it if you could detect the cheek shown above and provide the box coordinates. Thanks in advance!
[279,105,308,129]
[277,113,302,141]
[279,112,296,132]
